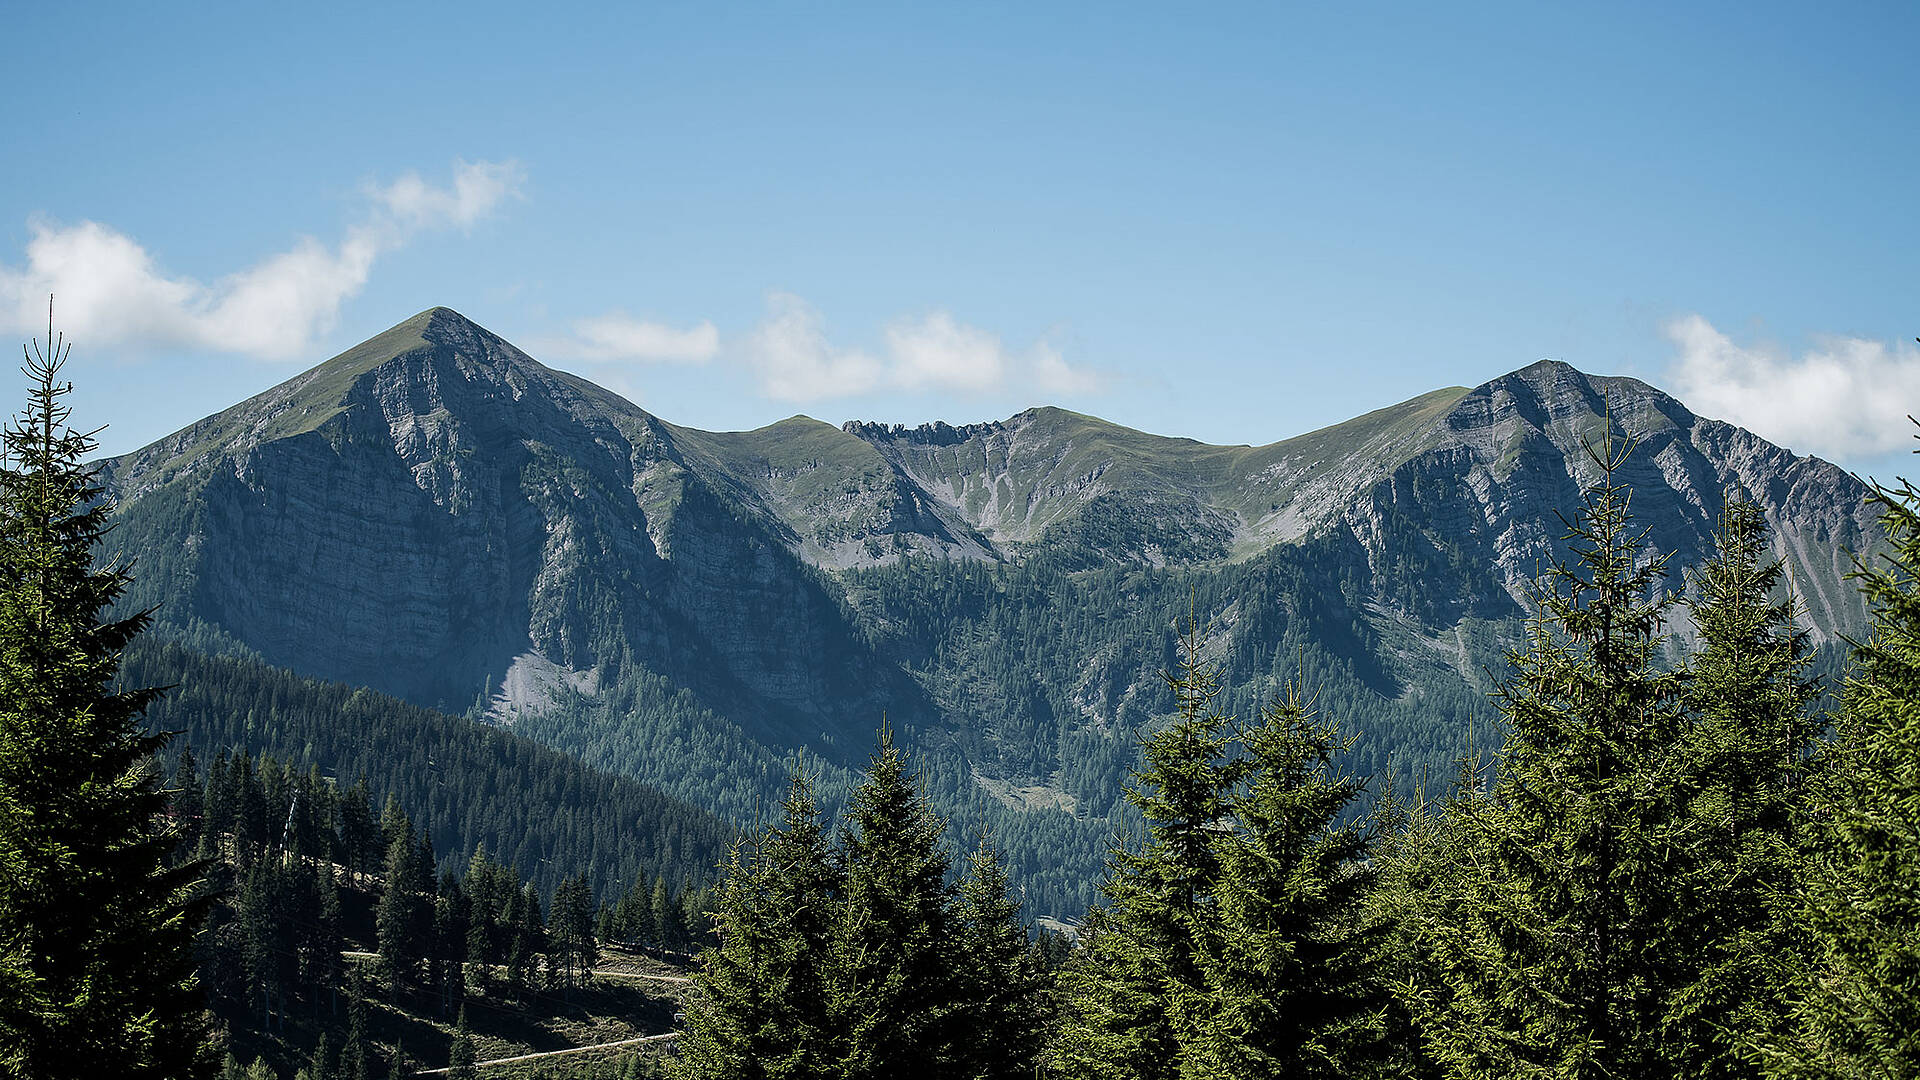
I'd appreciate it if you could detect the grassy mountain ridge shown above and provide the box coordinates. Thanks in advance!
[98,308,1882,916]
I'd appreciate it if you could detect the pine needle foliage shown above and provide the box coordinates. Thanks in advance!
[1052,626,1238,1080]
[1772,472,1920,1077]
[679,734,1051,1080]
[1669,498,1819,1076]
[948,838,1052,1080]
[1053,619,1386,1079]
[0,314,215,1078]
[1188,687,1387,1079]
[1396,423,1693,1079]
[830,726,958,1078]
[675,766,840,1080]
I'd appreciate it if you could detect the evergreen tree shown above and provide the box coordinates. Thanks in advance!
[432,870,470,1012]
[342,965,370,1080]
[1052,627,1242,1080]
[1189,688,1385,1079]
[449,1005,478,1080]
[465,847,500,997]
[339,779,378,883]
[551,872,598,994]
[0,314,216,1077]
[649,878,674,948]
[675,765,841,1080]
[203,750,235,852]
[1396,426,1694,1079]
[831,727,958,1079]
[503,883,544,1004]
[311,1033,334,1080]
[236,862,279,1025]
[1772,473,1920,1076]
[1665,498,1820,1075]
[376,819,429,997]
[948,839,1051,1080]
[172,745,204,841]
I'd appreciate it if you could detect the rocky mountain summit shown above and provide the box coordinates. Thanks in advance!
[100,308,1882,912]
[104,304,1877,727]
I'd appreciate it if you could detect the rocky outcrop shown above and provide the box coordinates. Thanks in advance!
[102,309,1879,735]
[1346,361,1878,642]
[102,308,935,748]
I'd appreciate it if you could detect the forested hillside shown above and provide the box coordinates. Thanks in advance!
[126,638,732,901]
[4,308,1915,1080]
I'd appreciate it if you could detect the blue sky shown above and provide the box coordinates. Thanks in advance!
[4,2,1916,479]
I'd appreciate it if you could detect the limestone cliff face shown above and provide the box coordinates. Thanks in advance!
[826,361,1876,641]
[1338,361,1877,641]
[104,309,924,744]
[104,308,1878,735]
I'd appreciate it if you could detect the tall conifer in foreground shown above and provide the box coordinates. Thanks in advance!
[1670,498,1819,1076]
[1772,472,1920,1077]
[1055,624,1387,1079]
[1397,424,1692,1079]
[948,838,1052,1080]
[1190,687,1386,1079]
[0,314,215,1078]
[831,727,959,1079]
[675,766,840,1079]
[1052,631,1238,1080]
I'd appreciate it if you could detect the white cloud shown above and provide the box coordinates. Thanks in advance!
[741,292,1100,402]
[884,311,1007,392]
[369,159,523,230]
[744,292,885,401]
[0,159,524,361]
[551,312,719,364]
[1031,339,1102,395]
[1664,314,1920,460]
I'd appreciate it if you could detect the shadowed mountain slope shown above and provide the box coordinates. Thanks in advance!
[99,309,1881,915]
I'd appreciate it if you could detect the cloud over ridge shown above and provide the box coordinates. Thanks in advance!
[742,291,1097,402]
[1664,314,1920,461]
[0,159,524,361]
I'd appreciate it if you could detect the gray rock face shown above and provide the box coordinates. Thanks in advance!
[103,308,1879,735]
[1372,361,1877,641]
[104,309,920,742]
[823,360,1876,641]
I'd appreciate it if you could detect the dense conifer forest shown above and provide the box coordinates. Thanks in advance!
[126,639,732,901]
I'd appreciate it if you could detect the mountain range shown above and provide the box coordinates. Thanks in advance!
[101,307,1883,915]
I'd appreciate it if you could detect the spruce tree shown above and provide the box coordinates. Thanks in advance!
[0,314,215,1077]
[342,965,370,1080]
[377,821,426,997]
[949,838,1051,1080]
[551,872,598,994]
[1052,626,1241,1080]
[831,727,959,1079]
[1772,473,1920,1076]
[1189,688,1385,1079]
[1668,498,1819,1075]
[311,1033,334,1080]
[1397,425,1693,1079]
[675,765,840,1079]
[449,1004,477,1080]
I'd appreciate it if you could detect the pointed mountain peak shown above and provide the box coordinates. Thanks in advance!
[105,307,565,488]
[1449,358,1696,440]
[308,306,507,379]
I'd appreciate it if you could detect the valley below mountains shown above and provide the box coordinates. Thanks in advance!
[104,307,1883,916]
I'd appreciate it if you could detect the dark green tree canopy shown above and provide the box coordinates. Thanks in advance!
[0,316,214,1078]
